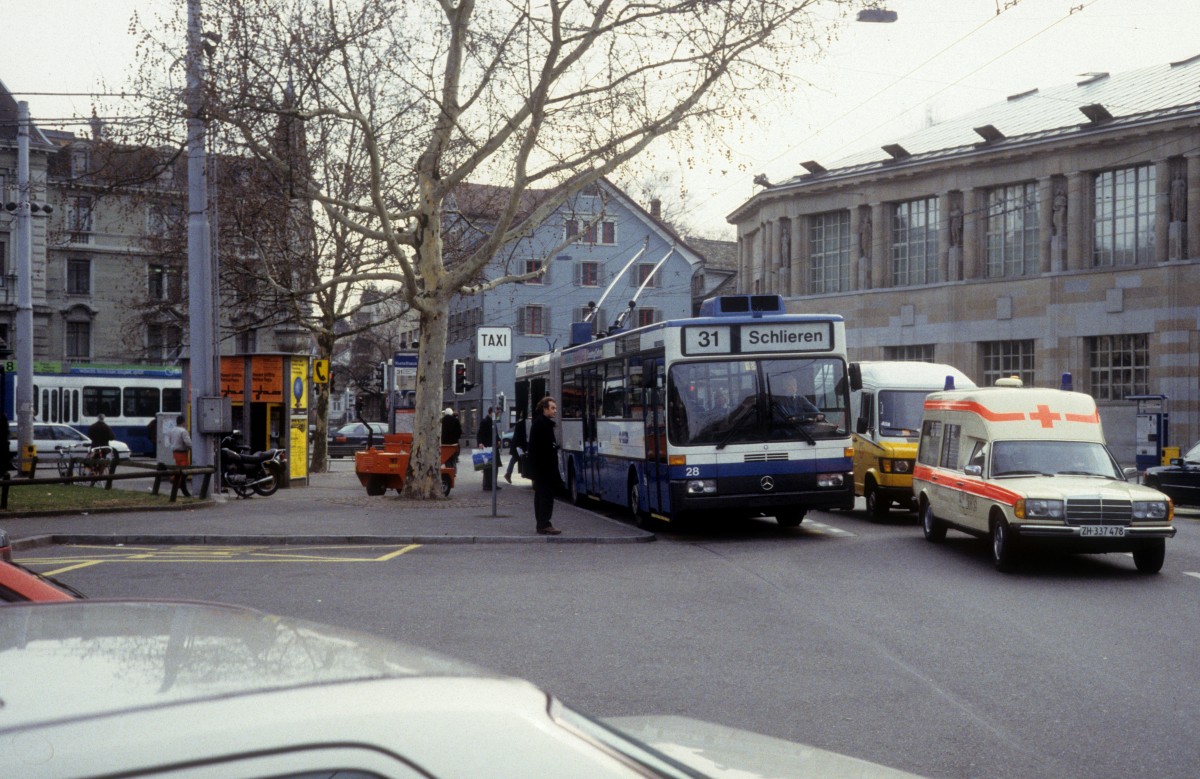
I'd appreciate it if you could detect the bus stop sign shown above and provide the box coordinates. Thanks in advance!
[477,327,512,363]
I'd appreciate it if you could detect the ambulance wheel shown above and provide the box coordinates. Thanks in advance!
[866,481,891,518]
[1132,539,1165,574]
[920,498,945,542]
[990,514,1018,573]
[776,510,805,528]
[442,474,452,497]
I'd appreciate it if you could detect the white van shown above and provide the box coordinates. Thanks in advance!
[912,379,1176,573]
[849,361,975,516]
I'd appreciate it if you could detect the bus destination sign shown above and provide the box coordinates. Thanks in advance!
[682,322,833,356]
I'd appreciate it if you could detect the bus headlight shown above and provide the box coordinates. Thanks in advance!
[1132,500,1170,520]
[1015,499,1064,519]
[686,479,717,495]
[817,473,845,488]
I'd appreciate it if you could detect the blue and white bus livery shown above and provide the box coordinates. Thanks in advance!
[514,295,854,527]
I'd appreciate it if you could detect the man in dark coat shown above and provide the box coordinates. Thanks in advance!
[476,406,503,469]
[87,414,115,449]
[440,408,463,468]
[527,397,563,535]
[504,411,527,483]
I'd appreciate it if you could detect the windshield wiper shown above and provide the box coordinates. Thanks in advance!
[1056,470,1113,479]
[995,469,1053,477]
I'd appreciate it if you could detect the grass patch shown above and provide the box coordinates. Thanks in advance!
[3,483,201,513]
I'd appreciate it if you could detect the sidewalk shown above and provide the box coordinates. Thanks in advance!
[5,461,653,550]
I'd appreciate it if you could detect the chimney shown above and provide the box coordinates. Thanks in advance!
[650,198,661,219]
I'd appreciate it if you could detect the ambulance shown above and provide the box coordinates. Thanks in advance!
[849,361,975,516]
[912,378,1176,573]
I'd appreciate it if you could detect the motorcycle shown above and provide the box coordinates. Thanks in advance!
[220,433,286,498]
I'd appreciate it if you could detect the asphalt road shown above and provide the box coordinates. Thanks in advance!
[21,501,1200,779]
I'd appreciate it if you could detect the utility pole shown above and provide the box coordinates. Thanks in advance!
[186,0,218,487]
[14,102,34,470]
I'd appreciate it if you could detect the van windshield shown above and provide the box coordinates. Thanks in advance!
[991,440,1123,479]
[877,390,927,438]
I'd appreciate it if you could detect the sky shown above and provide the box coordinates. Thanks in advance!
[3,0,1198,238]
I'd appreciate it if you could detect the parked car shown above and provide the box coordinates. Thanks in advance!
[1143,441,1200,507]
[0,599,924,779]
[6,423,131,461]
[327,421,388,458]
[0,529,83,602]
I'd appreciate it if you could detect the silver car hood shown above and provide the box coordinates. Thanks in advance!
[607,715,926,779]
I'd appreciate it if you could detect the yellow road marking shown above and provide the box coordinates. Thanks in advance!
[42,560,105,577]
[17,544,424,568]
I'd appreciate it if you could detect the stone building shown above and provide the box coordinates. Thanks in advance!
[728,57,1200,461]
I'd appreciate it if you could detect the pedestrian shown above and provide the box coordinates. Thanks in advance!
[527,396,563,535]
[87,414,115,449]
[146,416,158,458]
[440,407,463,468]
[0,412,12,476]
[477,406,502,492]
[504,411,527,483]
[167,413,192,497]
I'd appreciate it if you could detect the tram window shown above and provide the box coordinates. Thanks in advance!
[83,386,121,418]
[33,385,40,418]
[124,387,160,417]
[68,389,80,423]
[602,362,625,418]
[162,388,182,413]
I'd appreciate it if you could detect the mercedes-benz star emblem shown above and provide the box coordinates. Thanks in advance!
[760,476,775,491]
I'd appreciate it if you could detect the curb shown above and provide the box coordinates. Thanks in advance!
[11,531,656,550]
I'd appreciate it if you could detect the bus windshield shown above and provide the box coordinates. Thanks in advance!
[667,358,848,447]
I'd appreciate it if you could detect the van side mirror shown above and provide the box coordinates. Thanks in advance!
[856,418,868,435]
[849,363,862,392]
[964,464,982,477]
[1170,458,1184,467]
[1122,467,1139,480]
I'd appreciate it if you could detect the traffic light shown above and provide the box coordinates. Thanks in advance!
[453,360,466,395]
[375,362,386,391]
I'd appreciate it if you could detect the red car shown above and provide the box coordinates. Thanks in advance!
[0,529,83,602]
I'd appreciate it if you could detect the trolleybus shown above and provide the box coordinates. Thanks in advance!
[513,295,854,527]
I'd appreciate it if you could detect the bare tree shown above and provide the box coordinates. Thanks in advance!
[128,0,846,498]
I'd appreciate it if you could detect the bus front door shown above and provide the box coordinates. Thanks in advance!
[643,357,668,516]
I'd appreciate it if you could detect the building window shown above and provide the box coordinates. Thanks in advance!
[1088,334,1149,401]
[523,259,544,284]
[70,147,91,178]
[148,264,182,300]
[635,263,658,288]
[808,211,851,293]
[575,261,600,287]
[1094,164,1156,266]
[66,321,91,361]
[0,235,7,287]
[981,340,1035,387]
[892,197,940,286]
[147,323,183,362]
[884,344,935,362]
[521,305,545,336]
[566,217,616,245]
[986,182,1040,277]
[636,308,658,327]
[237,329,257,354]
[68,195,93,241]
[67,258,91,295]
[147,203,182,236]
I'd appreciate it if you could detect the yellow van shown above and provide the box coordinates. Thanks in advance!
[849,361,975,516]
[912,379,1176,573]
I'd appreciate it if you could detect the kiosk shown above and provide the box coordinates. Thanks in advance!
[1128,394,1169,472]
[217,353,312,487]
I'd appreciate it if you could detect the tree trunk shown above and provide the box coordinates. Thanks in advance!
[403,300,449,498]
